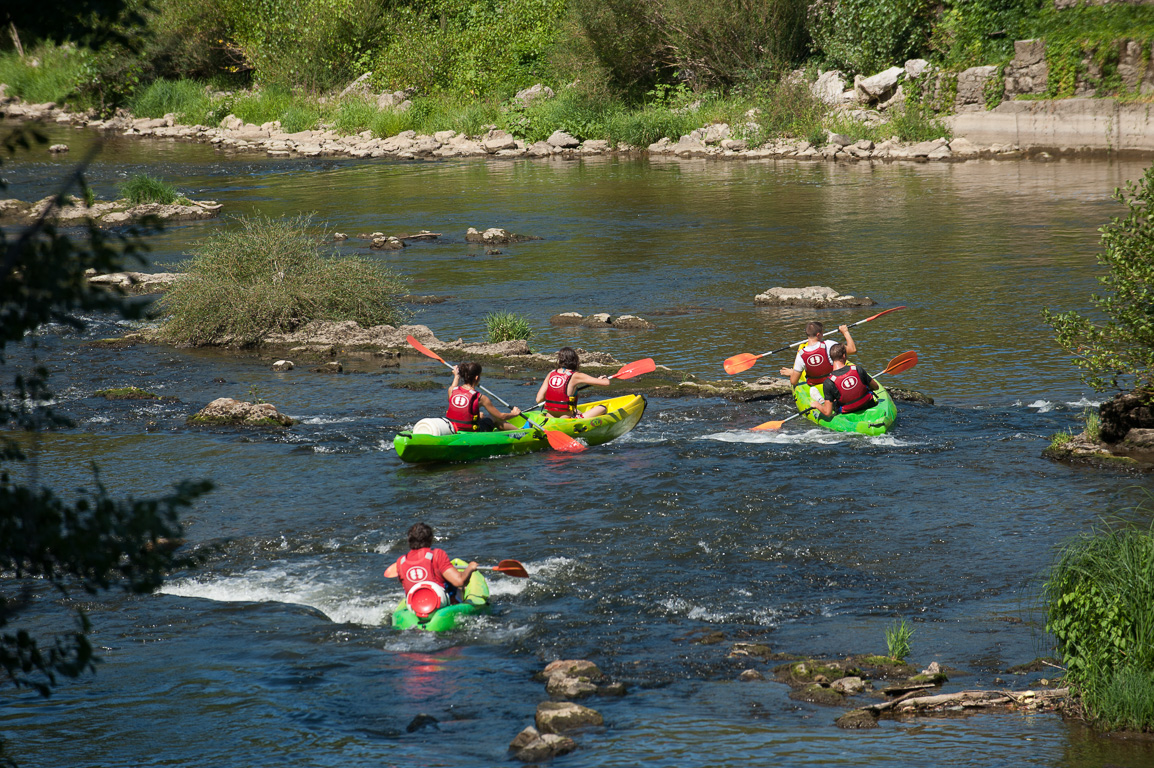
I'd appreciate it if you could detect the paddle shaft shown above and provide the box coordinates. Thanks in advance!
[760,306,906,359]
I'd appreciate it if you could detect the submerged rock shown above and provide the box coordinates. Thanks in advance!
[509,726,576,762]
[535,701,603,734]
[1099,388,1153,443]
[464,227,542,244]
[0,196,222,227]
[87,271,183,295]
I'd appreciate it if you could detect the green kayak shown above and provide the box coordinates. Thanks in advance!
[793,378,898,436]
[391,559,490,632]
[393,394,647,463]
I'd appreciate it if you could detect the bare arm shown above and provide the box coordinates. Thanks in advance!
[448,365,461,397]
[384,563,398,578]
[443,561,478,588]
[535,378,548,404]
[840,326,857,356]
[571,371,610,389]
[479,394,520,424]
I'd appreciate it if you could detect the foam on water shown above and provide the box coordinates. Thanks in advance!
[699,429,919,447]
[297,416,360,425]
[1066,397,1100,408]
[1026,399,1054,413]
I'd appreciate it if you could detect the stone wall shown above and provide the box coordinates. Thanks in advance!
[948,98,1154,151]
[955,65,999,111]
[1004,39,1048,97]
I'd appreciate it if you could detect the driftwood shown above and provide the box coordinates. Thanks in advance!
[866,688,1069,716]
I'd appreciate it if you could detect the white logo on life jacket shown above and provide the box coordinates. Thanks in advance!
[548,374,567,388]
[405,565,429,581]
[842,376,859,389]
[806,353,824,366]
[450,393,471,407]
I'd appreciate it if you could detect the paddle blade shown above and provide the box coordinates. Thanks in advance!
[751,419,787,431]
[880,350,918,376]
[723,353,759,375]
[545,429,586,452]
[859,305,907,324]
[612,358,656,380]
[494,559,529,578]
[406,334,445,364]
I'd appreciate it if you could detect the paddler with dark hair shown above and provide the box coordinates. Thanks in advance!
[535,347,611,419]
[446,361,521,432]
[779,321,858,408]
[816,343,879,417]
[384,522,477,614]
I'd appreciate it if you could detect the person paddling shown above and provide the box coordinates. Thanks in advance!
[816,343,879,417]
[779,321,858,405]
[446,361,521,432]
[384,522,478,616]
[535,347,611,419]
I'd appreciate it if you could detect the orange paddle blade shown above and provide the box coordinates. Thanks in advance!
[406,335,446,364]
[860,305,906,324]
[880,350,918,376]
[545,429,586,452]
[751,419,787,431]
[612,358,655,380]
[723,353,759,375]
[493,559,529,578]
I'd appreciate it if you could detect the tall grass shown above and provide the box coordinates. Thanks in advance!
[1043,518,1154,731]
[130,79,212,123]
[231,87,330,133]
[119,174,178,205]
[159,214,410,346]
[484,312,533,343]
[0,43,90,104]
[885,618,914,661]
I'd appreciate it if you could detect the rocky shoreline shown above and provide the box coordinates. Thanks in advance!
[1044,388,1154,470]
[4,86,1143,168]
[0,195,221,228]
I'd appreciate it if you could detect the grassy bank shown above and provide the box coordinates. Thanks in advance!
[1044,518,1154,732]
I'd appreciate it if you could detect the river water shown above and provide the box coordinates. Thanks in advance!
[3,124,1154,767]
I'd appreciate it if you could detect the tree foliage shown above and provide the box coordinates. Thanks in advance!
[1044,165,1154,392]
[0,123,211,718]
[807,0,934,77]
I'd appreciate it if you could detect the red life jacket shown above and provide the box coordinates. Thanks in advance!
[445,386,481,431]
[801,342,833,385]
[828,365,875,413]
[543,369,577,416]
[395,548,451,616]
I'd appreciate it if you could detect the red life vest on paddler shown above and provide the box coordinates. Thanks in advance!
[801,343,834,385]
[543,369,577,415]
[828,365,875,413]
[445,386,481,431]
[395,547,452,616]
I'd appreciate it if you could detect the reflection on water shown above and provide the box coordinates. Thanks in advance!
[2,124,1153,768]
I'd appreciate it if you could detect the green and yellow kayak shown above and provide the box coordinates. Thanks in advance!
[793,376,897,436]
[393,394,647,463]
[392,559,490,632]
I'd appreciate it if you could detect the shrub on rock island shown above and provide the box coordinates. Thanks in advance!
[159,214,410,346]
[1044,164,1154,392]
[119,174,178,205]
[484,311,533,343]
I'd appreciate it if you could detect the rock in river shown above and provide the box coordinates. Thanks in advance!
[754,286,876,308]
[188,398,295,427]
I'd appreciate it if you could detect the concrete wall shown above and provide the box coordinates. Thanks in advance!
[948,98,1154,151]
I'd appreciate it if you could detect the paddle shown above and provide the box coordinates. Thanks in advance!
[575,357,656,392]
[722,306,907,375]
[462,559,529,578]
[405,335,585,452]
[751,350,918,431]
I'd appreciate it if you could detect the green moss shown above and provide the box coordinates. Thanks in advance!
[186,414,294,427]
[96,386,165,400]
[387,380,442,391]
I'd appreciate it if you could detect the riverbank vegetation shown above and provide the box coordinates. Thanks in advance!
[119,173,178,205]
[1043,518,1154,732]
[3,1,1151,149]
[158,214,410,347]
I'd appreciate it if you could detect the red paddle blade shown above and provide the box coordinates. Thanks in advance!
[723,353,759,375]
[494,559,529,578]
[880,350,918,376]
[612,358,655,380]
[406,334,446,364]
[545,429,586,452]
[860,305,907,324]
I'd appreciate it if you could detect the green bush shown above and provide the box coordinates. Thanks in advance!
[159,214,410,346]
[930,0,1044,70]
[1043,520,1154,730]
[885,618,914,661]
[1044,164,1154,391]
[808,0,934,77]
[484,311,533,343]
[0,43,91,104]
[119,174,178,205]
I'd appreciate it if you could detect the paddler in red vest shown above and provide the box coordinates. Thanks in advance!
[816,343,879,416]
[535,347,611,419]
[384,522,477,617]
[445,361,521,432]
[779,321,858,403]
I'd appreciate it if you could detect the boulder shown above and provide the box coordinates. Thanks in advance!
[339,72,373,99]
[313,362,344,374]
[738,669,765,682]
[509,727,576,763]
[904,59,929,78]
[728,642,774,660]
[855,67,903,103]
[1098,388,1154,443]
[483,129,517,153]
[87,271,183,295]
[612,315,655,330]
[376,91,412,111]
[753,286,876,308]
[673,134,707,156]
[547,130,580,148]
[1121,428,1154,450]
[702,123,730,144]
[513,83,555,108]
[836,709,879,729]
[812,71,847,105]
[581,313,613,328]
[465,227,541,244]
[370,235,405,250]
[48,143,69,153]
[580,139,610,154]
[189,398,294,427]
[549,312,585,326]
[832,676,865,694]
[271,360,294,371]
[720,138,748,151]
[647,137,673,154]
[535,701,603,734]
